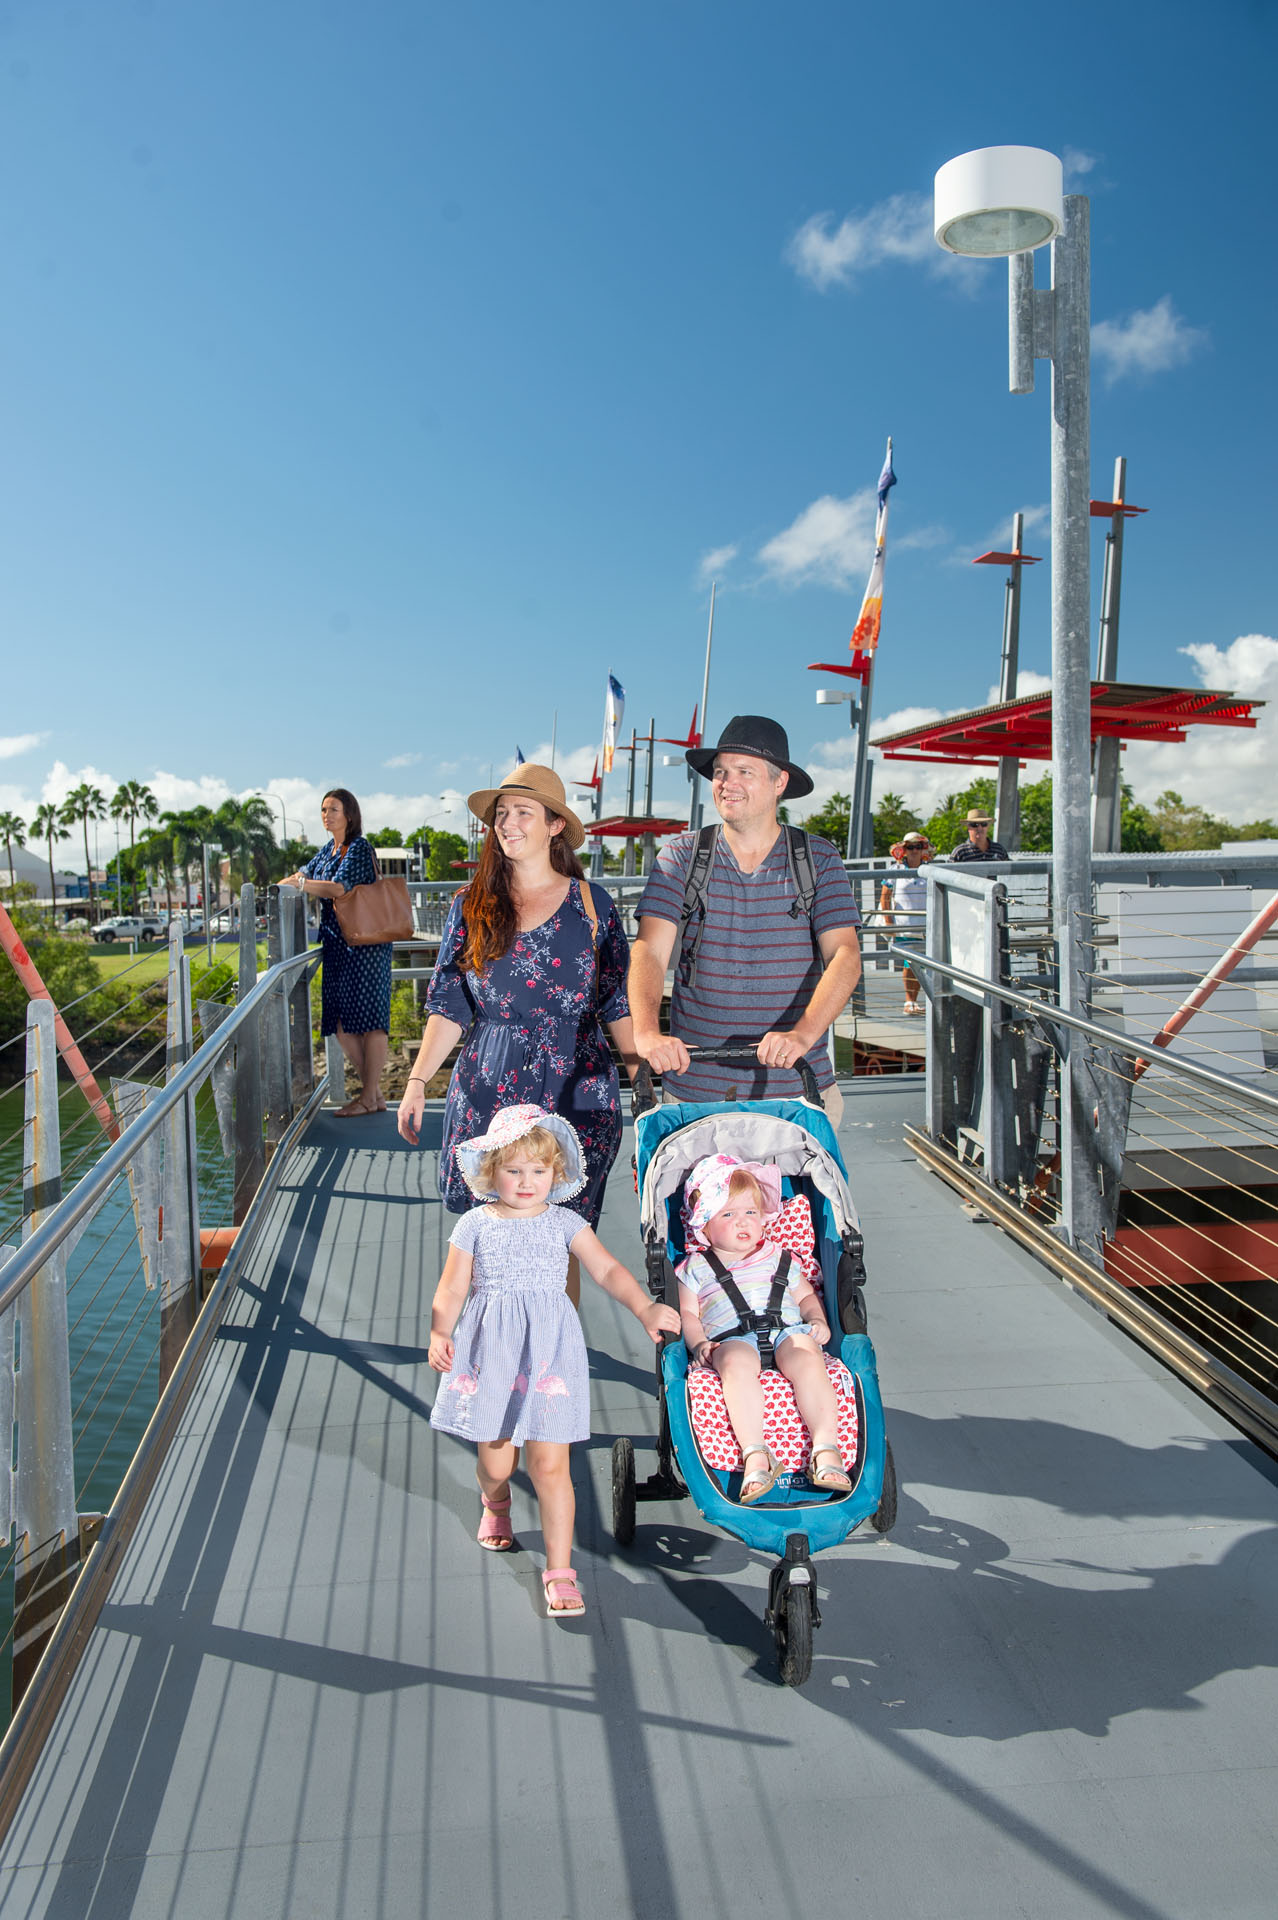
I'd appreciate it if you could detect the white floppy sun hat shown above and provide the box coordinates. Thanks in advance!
[454,1104,587,1204]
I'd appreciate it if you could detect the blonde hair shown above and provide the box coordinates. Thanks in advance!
[478,1126,568,1192]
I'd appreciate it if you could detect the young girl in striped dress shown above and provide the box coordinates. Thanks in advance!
[428,1103,678,1616]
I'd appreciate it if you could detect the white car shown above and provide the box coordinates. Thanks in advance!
[95,914,167,943]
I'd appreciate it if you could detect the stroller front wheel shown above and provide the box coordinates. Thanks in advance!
[611,1437,636,1546]
[775,1582,813,1688]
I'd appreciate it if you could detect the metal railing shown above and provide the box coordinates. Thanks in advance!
[0,886,323,1722]
[900,856,1278,1450]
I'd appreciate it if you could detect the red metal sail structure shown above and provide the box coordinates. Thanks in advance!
[872,682,1263,770]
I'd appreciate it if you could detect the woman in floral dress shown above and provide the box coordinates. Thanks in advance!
[398,764,637,1303]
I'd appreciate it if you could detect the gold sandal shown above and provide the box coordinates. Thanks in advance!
[738,1447,780,1505]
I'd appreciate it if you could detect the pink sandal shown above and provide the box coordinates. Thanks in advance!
[542,1568,586,1616]
[477,1494,514,1551]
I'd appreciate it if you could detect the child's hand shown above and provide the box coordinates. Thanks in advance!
[691,1338,718,1367]
[804,1317,831,1346]
[639,1302,681,1344]
[428,1332,455,1372]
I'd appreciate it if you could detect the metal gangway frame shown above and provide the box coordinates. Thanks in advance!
[901,852,1278,1454]
[0,883,327,1833]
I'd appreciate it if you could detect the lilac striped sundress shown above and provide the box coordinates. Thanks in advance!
[429,1206,590,1446]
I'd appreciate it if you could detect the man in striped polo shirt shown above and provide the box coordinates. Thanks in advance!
[629,716,862,1124]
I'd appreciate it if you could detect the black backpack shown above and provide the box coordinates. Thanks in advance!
[677,824,820,991]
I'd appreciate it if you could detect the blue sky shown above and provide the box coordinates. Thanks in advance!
[2,0,1275,855]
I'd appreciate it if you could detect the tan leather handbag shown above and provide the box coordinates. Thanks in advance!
[331,851,414,947]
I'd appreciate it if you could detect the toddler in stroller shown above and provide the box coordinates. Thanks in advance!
[678,1153,852,1503]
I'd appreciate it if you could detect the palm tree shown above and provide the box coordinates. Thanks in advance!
[0,810,25,894]
[59,784,108,924]
[214,796,278,892]
[31,803,69,922]
[135,825,177,920]
[162,806,218,920]
[110,780,159,910]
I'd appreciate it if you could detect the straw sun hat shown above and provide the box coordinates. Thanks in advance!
[466,764,586,850]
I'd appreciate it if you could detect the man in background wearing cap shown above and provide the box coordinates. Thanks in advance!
[949,807,1009,863]
[879,833,932,1015]
[629,715,862,1123]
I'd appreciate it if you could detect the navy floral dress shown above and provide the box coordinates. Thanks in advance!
[427,879,630,1228]
[303,836,393,1037]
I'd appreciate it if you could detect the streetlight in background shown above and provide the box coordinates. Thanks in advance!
[934,144,1100,1261]
[252,789,290,854]
[813,684,869,859]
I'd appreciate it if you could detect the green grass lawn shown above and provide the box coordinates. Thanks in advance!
[91,948,173,987]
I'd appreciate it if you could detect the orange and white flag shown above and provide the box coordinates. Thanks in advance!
[851,439,896,655]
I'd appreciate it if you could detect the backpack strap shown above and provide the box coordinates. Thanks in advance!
[783,826,821,961]
[676,825,720,991]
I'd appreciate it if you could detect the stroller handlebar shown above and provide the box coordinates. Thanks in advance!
[632,1044,825,1116]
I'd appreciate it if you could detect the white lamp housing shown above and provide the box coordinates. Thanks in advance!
[934,146,1063,256]
[815,689,847,706]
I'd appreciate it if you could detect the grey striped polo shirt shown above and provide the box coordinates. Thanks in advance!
[636,828,860,1101]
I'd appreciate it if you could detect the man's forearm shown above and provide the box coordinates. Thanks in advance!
[628,940,667,1042]
[794,941,862,1047]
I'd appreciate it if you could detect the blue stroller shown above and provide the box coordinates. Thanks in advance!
[616,1046,896,1688]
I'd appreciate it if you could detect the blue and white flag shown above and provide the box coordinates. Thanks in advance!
[602,674,625,773]
[514,745,526,766]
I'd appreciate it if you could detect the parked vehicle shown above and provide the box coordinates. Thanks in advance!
[95,914,166,944]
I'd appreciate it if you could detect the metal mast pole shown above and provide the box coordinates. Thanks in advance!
[1091,455,1127,852]
[690,582,716,831]
[623,728,638,877]
[1049,197,1097,1260]
[848,664,875,860]
[644,716,655,816]
[995,511,1026,849]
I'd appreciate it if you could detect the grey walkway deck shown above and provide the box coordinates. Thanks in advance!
[3,1084,1278,1918]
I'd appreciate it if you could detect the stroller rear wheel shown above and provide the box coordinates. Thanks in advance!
[775,1582,813,1688]
[870,1438,897,1534]
[611,1437,636,1546]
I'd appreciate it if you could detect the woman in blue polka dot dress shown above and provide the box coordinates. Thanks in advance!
[282,788,392,1117]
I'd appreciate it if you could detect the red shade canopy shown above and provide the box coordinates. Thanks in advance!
[585,815,688,840]
[873,681,1262,769]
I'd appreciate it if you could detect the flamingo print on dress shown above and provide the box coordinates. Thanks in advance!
[535,1371,569,1397]
[512,1371,529,1394]
[450,1374,479,1396]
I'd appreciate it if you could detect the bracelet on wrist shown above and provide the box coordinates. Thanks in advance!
[407,1075,427,1086]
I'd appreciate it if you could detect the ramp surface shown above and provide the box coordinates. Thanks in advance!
[2,1087,1277,1918]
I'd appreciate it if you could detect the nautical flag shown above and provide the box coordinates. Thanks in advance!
[514,745,526,766]
[602,674,625,773]
[852,438,897,655]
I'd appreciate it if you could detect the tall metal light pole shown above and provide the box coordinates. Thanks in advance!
[253,789,290,855]
[936,146,1103,1264]
[690,581,716,832]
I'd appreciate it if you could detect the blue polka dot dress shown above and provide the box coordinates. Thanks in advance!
[304,836,393,1037]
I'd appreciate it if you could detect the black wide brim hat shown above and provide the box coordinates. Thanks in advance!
[686,715,814,800]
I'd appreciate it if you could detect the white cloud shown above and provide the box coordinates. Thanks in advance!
[986,669,1053,704]
[383,751,422,769]
[786,192,937,291]
[1123,634,1278,823]
[1063,147,1100,186]
[697,544,738,585]
[1092,295,1207,384]
[757,489,877,591]
[0,732,46,760]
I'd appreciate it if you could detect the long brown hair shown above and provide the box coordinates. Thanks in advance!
[460,808,585,974]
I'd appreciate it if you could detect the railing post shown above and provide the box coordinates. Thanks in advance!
[981,881,1018,1189]
[233,885,265,1223]
[12,1000,78,1706]
[325,1034,346,1106]
[262,888,292,1157]
[287,888,314,1107]
[160,923,200,1382]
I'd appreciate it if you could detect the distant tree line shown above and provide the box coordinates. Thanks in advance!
[800,777,1278,858]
